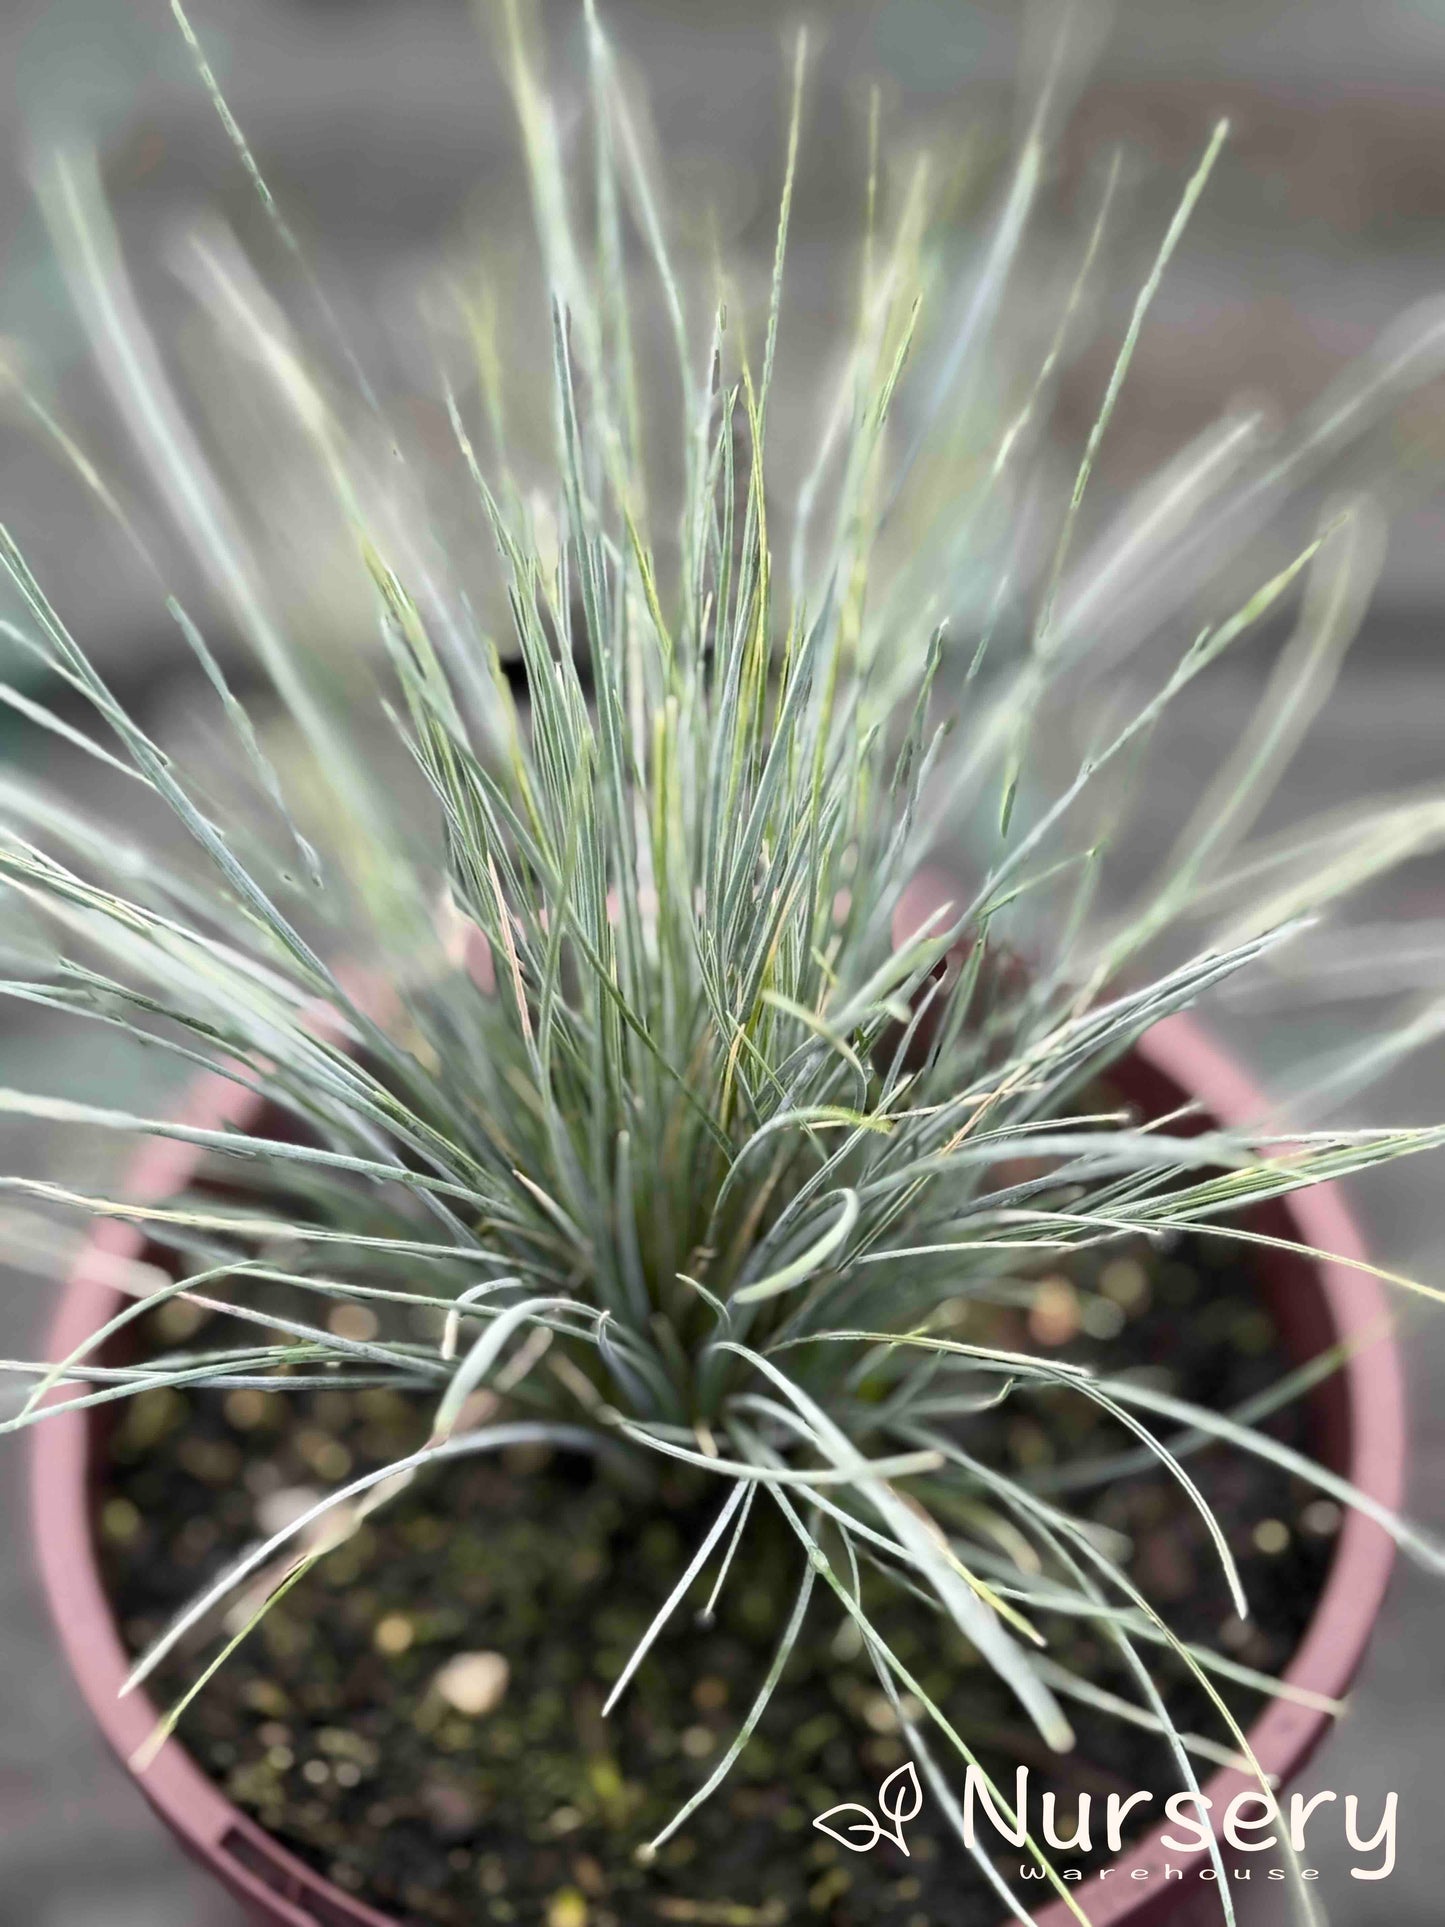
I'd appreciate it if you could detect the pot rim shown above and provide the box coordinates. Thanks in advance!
[28,1014,1405,1927]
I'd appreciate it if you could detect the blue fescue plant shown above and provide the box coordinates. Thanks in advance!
[3,5,1445,1920]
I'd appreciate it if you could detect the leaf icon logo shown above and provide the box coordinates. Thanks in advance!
[813,1760,923,1854]
[878,1760,923,1836]
[812,1803,882,1853]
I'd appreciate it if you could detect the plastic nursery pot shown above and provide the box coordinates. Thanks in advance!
[30,1017,1405,1927]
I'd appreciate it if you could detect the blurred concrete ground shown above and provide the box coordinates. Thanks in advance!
[3,1,1445,1923]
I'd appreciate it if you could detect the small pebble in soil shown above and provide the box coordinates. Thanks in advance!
[421,1780,484,1839]
[100,1496,142,1544]
[1301,1499,1343,1536]
[1253,1518,1291,1556]
[243,1679,289,1717]
[179,1441,243,1479]
[256,1484,324,1537]
[1027,1274,1080,1344]
[329,1303,381,1342]
[374,1612,415,1656]
[861,1692,899,1734]
[432,1651,510,1717]
[1231,1309,1276,1355]
[153,1298,207,1342]
[120,1385,186,1450]
[545,1892,588,1927]
[1100,1257,1150,1311]
[572,1855,605,1895]
[1079,1295,1126,1340]
[224,1389,273,1429]
[295,1428,353,1481]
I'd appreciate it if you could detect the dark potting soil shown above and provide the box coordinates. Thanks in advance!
[97,1232,1337,1927]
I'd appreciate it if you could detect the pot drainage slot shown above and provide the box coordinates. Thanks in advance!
[222,1825,370,1926]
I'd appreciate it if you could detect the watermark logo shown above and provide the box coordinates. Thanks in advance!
[814,1760,924,1856]
[811,1763,1400,1885]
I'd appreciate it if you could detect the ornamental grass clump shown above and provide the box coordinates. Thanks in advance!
[5,4,1445,1920]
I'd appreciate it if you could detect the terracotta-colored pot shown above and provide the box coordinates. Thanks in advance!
[30,1016,1404,1926]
